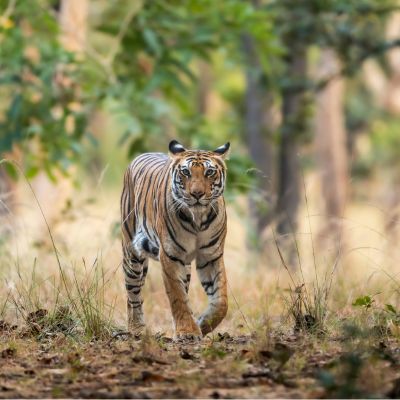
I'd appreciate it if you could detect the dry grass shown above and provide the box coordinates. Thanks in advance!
[1,171,400,335]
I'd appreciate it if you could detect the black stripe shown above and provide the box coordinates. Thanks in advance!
[125,284,141,291]
[200,207,218,230]
[163,172,176,235]
[123,221,133,241]
[128,299,143,309]
[206,287,219,297]
[202,222,226,248]
[133,156,164,185]
[164,251,185,266]
[178,209,197,232]
[140,163,161,239]
[135,158,165,188]
[165,221,186,252]
[200,235,220,249]
[131,255,145,264]
[197,254,223,270]
[123,267,141,280]
[121,190,133,241]
[200,270,222,296]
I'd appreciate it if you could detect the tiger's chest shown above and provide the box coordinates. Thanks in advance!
[133,206,221,264]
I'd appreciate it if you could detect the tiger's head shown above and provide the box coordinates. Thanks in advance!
[168,140,230,207]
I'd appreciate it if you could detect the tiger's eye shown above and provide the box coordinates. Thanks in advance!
[181,167,191,177]
[205,169,216,177]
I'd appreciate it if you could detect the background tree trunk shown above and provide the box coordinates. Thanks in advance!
[276,49,307,246]
[381,11,400,241]
[363,10,400,241]
[59,0,88,53]
[242,33,274,240]
[197,61,212,116]
[0,167,15,217]
[314,49,348,245]
[30,0,90,222]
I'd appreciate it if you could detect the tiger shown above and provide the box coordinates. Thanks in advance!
[120,140,230,340]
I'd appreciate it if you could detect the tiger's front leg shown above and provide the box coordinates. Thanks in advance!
[160,251,201,340]
[196,254,228,335]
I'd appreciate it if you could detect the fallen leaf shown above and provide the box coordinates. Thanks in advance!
[140,370,175,383]
[1,347,16,358]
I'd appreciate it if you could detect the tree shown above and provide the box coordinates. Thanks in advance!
[0,0,89,180]
[275,44,307,241]
[242,32,274,241]
[254,0,400,257]
[59,0,88,53]
[314,49,348,245]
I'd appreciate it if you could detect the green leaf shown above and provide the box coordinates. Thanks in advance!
[385,304,397,314]
[352,295,373,309]
[25,166,39,179]
[143,28,162,57]
[3,163,19,181]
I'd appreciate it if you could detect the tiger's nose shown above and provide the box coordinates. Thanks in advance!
[191,190,205,200]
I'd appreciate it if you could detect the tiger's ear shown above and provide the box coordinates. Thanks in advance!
[213,142,230,159]
[169,140,186,156]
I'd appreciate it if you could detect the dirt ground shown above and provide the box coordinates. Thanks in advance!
[1,320,400,399]
[2,194,400,399]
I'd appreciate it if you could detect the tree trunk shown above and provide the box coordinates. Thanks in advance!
[242,33,274,240]
[31,0,89,222]
[384,11,400,114]
[382,10,400,240]
[363,10,400,240]
[314,49,348,244]
[197,61,212,116]
[276,50,306,242]
[59,0,88,53]
[0,149,22,235]
[0,166,15,218]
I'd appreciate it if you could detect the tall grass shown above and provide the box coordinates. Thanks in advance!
[0,160,120,340]
[269,173,344,335]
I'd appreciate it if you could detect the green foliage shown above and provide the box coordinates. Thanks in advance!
[317,352,366,398]
[266,0,396,84]
[86,0,275,193]
[0,1,90,179]
[201,342,227,360]
[1,0,400,192]
[352,295,374,309]
[94,0,274,143]
[385,303,397,314]
[370,116,400,170]
[351,294,400,337]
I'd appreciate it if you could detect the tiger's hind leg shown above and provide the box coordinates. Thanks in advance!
[121,172,148,334]
[123,245,148,334]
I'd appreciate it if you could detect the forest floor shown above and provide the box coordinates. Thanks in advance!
[2,189,400,398]
[1,314,400,399]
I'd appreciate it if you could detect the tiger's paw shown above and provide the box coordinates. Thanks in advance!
[197,316,214,336]
[174,323,202,343]
[128,322,146,338]
[174,332,202,343]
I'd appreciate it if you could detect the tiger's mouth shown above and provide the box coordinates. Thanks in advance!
[173,192,216,208]
[182,196,211,207]
[187,199,209,207]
